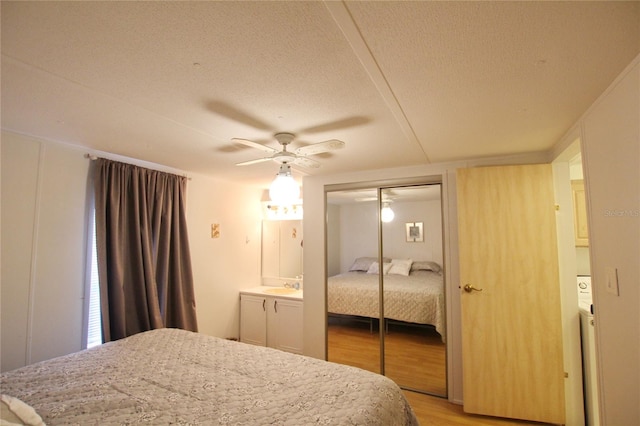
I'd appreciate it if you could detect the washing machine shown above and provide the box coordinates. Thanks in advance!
[578,276,600,426]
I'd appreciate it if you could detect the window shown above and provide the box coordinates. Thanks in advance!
[85,209,102,349]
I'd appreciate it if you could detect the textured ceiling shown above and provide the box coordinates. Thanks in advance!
[2,1,639,188]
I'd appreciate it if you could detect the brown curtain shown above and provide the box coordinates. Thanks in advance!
[94,158,198,342]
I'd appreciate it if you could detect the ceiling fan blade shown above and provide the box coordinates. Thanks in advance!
[294,139,345,156]
[293,157,321,169]
[232,138,278,153]
[235,157,273,166]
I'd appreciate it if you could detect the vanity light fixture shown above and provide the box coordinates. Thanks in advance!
[381,202,395,223]
[269,163,300,205]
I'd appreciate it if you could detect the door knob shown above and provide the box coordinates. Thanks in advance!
[463,284,483,293]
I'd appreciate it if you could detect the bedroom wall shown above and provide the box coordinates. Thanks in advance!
[186,175,263,339]
[1,133,90,371]
[0,131,263,372]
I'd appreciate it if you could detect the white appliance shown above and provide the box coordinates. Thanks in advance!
[577,276,600,426]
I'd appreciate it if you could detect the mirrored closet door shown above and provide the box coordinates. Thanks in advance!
[326,189,381,374]
[326,182,446,396]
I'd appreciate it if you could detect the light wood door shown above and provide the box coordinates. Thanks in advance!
[457,165,565,424]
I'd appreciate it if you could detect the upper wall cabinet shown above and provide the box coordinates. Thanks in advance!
[262,220,303,280]
[571,180,589,247]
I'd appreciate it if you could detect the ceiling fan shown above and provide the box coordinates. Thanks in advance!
[233,132,345,169]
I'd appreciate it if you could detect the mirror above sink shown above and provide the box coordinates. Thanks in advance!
[261,219,303,284]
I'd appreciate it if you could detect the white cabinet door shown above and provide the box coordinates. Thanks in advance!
[240,295,267,347]
[267,298,303,354]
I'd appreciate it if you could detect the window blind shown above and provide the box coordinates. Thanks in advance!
[87,212,102,349]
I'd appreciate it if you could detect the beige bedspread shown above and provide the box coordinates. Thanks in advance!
[0,328,418,425]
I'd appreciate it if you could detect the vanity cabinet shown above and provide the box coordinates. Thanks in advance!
[240,293,303,354]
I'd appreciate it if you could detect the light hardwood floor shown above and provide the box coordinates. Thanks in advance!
[403,391,550,425]
[328,317,446,395]
[328,318,551,425]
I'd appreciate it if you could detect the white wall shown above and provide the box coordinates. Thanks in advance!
[186,174,263,339]
[580,57,639,426]
[0,131,263,372]
[1,133,90,371]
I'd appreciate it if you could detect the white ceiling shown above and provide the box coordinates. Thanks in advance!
[2,1,639,189]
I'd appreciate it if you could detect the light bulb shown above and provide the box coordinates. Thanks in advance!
[269,164,300,205]
[381,205,394,222]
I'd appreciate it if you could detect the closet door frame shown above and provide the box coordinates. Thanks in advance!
[325,175,446,396]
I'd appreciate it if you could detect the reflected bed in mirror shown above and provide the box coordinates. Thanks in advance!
[327,259,445,342]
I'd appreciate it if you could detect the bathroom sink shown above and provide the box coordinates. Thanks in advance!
[263,287,299,295]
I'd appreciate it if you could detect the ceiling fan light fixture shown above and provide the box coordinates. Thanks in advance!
[269,163,300,205]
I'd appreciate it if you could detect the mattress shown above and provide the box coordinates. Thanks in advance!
[328,270,445,340]
[0,328,418,425]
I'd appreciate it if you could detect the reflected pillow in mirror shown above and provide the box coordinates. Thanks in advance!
[366,261,392,275]
[349,257,377,272]
[410,261,442,274]
[349,256,391,272]
[388,259,413,276]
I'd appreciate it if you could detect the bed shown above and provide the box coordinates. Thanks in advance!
[0,328,417,425]
[328,257,445,341]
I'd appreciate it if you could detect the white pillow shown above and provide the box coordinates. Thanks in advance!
[1,394,45,426]
[388,259,413,276]
[367,261,392,275]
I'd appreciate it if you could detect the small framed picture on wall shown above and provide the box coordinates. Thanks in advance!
[405,222,424,242]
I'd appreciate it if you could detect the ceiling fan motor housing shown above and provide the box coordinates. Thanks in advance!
[273,151,296,163]
[274,132,295,146]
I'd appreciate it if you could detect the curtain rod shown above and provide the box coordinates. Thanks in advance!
[84,153,191,180]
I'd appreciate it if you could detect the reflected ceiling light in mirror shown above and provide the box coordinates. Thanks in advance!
[381,202,395,222]
[269,163,300,205]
